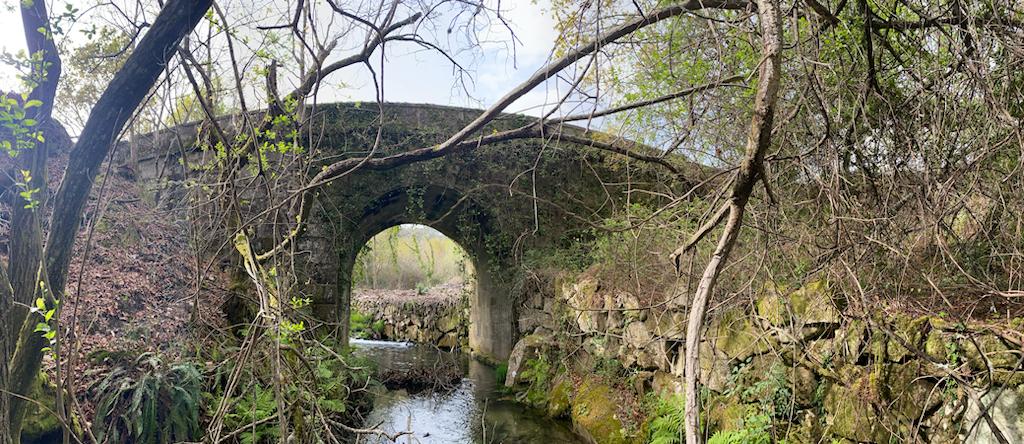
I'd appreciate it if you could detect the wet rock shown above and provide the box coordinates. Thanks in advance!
[438,332,460,349]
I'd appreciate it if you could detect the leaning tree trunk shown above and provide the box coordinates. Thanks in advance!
[3,0,214,440]
[682,0,782,443]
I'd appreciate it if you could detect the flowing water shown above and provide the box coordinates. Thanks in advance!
[351,339,586,444]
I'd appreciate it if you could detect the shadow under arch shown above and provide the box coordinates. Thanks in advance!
[334,185,514,362]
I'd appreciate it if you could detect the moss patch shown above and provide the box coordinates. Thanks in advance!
[572,379,628,444]
[21,373,63,444]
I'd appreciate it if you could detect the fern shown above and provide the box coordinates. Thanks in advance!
[707,413,777,444]
[223,386,280,444]
[91,353,202,444]
[647,394,686,444]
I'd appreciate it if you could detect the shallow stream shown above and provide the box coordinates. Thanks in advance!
[351,339,585,444]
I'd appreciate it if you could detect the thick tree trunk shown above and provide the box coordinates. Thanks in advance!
[4,0,61,437]
[682,0,782,443]
[45,0,214,293]
[1,264,13,444]
[2,0,214,441]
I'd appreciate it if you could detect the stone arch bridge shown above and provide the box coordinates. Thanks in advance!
[126,102,689,362]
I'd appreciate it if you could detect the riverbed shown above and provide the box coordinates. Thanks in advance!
[351,339,585,444]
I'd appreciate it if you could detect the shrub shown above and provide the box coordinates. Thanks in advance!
[90,353,202,444]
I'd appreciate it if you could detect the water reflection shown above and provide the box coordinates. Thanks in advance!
[351,339,583,444]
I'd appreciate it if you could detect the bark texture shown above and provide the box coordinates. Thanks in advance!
[682,0,782,442]
[3,0,213,440]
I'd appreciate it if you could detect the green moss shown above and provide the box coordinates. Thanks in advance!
[349,309,374,338]
[823,370,893,443]
[495,363,509,384]
[21,373,63,444]
[548,376,572,418]
[708,395,753,432]
[964,332,1021,370]
[756,280,839,327]
[714,307,774,361]
[572,379,628,444]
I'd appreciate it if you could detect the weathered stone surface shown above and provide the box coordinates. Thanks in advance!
[964,333,1023,371]
[517,308,547,334]
[711,307,775,361]
[699,340,731,392]
[352,286,468,347]
[576,310,606,334]
[624,320,653,349]
[824,371,893,443]
[634,341,669,370]
[505,333,551,387]
[567,278,599,309]
[652,370,684,395]
[757,280,841,327]
[571,379,627,444]
[792,365,820,407]
[962,385,1024,443]
[548,375,572,418]
[882,361,942,420]
[650,310,687,340]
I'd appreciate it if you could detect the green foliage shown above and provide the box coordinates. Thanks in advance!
[707,413,776,444]
[415,281,431,295]
[594,356,625,379]
[647,394,686,444]
[518,355,553,406]
[29,292,59,353]
[495,363,509,384]
[349,308,375,339]
[354,225,471,290]
[209,340,376,444]
[91,354,202,444]
[222,385,279,444]
[370,319,386,336]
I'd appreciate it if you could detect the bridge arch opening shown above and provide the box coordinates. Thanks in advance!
[349,224,476,349]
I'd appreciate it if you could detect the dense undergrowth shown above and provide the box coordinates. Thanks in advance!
[80,332,377,444]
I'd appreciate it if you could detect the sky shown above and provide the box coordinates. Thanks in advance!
[0,0,567,120]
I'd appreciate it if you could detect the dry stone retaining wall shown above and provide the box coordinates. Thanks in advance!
[351,283,470,349]
[506,273,1024,443]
